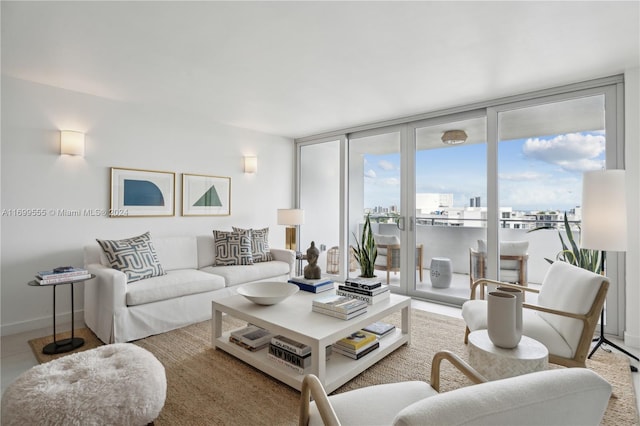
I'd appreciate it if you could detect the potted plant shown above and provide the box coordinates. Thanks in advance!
[352,214,377,278]
[529,212,601,273]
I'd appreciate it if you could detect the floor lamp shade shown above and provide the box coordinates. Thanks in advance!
[581,170,627,252]
[277,209,304,251]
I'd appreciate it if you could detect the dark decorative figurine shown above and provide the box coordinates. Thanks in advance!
[304,241,322,279]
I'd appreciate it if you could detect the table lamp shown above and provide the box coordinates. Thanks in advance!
[581,169,637,365]
[277,209,304,251]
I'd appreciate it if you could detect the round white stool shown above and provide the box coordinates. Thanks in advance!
[1,343,166,426]
[430,257,452,288]
[468,330,548,380]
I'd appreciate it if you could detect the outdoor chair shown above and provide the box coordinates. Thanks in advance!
[373,234,423,284]
[462,260,609,368]
[469,240,529,299]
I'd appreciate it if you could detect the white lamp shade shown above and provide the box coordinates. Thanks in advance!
[277,209,304,226]
[244,156,257,173]
[581,169,627,252]
[60,131,85,156]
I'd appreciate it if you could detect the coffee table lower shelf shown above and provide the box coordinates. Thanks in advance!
[215,328,408,393]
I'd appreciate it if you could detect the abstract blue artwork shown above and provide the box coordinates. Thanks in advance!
[123,179,165,206]
[110,167,175,217]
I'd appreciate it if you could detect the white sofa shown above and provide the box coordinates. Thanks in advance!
[84,235,295,343]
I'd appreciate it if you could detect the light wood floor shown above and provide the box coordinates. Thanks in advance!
[2,300,639,414]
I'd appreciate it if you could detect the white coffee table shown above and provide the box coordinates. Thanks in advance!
[212,290,411,393]
[468,330,548,380]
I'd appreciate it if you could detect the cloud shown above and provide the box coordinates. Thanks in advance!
[383,177,400,186]
[499,171,549,181]
[364,169,377,179]
[378,160,395,171]
[522,133,605,172]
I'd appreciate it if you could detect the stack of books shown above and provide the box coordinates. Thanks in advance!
[288,276,334,293]
[229,324,274,351]
[332,330,380,359]
[35,267,91,285]
[312,294,368,320]
[336,277,390,304]
[363,321,396,338]
[267,335,312,374]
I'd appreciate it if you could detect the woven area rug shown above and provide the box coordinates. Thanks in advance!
[30,310,638,425]
[28,327,104,363]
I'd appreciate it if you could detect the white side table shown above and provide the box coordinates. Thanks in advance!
[430,257,452,288]
[468,330,548,380]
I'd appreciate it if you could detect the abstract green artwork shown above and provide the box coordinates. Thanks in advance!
[182,173,231,216]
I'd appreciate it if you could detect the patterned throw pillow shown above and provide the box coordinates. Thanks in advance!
[232,227,273,263]
[213,229,254,266]
[96,232,165,283]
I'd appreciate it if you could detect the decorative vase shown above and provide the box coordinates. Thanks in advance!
[496,286,523,340]
[487,291,521,348]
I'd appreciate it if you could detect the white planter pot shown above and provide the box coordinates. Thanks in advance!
[496,286,523,338]
[487,291,522,349]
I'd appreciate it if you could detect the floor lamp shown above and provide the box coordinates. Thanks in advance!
[277,209,304,252]
[581,170,638,369]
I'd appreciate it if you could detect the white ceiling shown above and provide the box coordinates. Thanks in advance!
[2,1,639,139]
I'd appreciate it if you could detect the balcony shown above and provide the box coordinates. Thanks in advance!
[324,218,574,306]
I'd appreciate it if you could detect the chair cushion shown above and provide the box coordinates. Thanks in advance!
[393,369,610,426]
[537,261,606,354]
[477,240,528,271]
[374,234,400,256]
[96,232,165,283]
[308,381,436,426]
[462,299,573,358]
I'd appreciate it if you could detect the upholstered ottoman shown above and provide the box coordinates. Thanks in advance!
[1,343,166,426]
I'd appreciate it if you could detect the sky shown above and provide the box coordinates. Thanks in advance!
[363,131,606,212]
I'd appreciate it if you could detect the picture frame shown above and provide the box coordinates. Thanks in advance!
[110,167,176,217]
[182,173,231,216]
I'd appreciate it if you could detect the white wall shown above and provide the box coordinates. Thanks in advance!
[624,68,639,348]
[1,76,294,335]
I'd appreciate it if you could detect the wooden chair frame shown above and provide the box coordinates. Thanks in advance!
[298,351,486,426]
[464,277,609,368]
[374,243,424,285]
[469,248,528,299]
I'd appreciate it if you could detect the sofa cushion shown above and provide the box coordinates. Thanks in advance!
[200,260,290,286]
[125,269,225,306]
[96,232,165,283]
[232,227,273,263]
[152,236,198,271]
[213,229,253,266]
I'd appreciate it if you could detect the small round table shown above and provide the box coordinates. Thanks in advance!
[468,330,548,380]
[430,257,452,288]
[28,274,95,354]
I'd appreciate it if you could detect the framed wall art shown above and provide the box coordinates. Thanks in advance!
[110,167,176,217]
[182,173,231,216]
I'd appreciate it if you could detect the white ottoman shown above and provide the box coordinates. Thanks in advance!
[430,257,452,288]
[1,343,166,426]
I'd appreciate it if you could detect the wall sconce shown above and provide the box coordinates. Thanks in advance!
[244,156,257,173]
[60,130,85,156]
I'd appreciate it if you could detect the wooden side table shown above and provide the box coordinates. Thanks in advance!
[468,329,548,380]
[28,274,95,354]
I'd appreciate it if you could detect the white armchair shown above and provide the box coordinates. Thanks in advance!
[373,234,423,284]
[299,351,611,426]
[462,260,609,367]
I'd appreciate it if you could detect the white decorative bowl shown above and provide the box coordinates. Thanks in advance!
[236,281,299,305]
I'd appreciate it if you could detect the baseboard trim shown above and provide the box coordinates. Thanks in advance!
[1,310,84,337]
